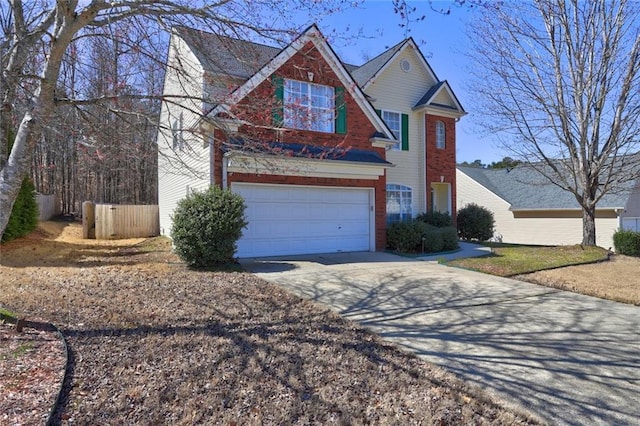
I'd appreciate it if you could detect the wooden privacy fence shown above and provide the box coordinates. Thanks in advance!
[83,202,159,240]
[36,193,59,221]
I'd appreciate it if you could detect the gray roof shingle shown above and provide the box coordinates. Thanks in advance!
[414,81,445,108]
[458,165,635,210]
[175,26,281,79]
[349,40,406,87]
[225,140,392,165]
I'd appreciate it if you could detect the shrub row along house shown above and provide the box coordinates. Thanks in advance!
[157,25,465,257]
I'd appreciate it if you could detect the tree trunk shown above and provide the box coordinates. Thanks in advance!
[582,204,597,246]
[0,114,37,237]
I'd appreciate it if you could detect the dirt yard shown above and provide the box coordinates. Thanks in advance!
[0,221,541,425]
[519,256,640,306]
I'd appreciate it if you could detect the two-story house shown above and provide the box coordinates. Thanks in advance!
[157,25,465,258]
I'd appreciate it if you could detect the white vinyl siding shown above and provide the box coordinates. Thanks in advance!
[366,48,434,215]
[432,89,457,109]
[457,169,619,249]
[157,34,211,237]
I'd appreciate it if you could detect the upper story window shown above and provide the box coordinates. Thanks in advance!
[284,79,335,133]
[172,112,184,151]
[382,111,401,150]
[436,121,446,149]
[378,109,409,151]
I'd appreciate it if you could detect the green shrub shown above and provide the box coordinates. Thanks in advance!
[171,186,247,267]
[415,211,453,228]
[422,227,444,253]
[421,226,459,253]
[387,221,458,254]
[457,203,495,241]
[440,226,459,251]
[2,178,38,242]
[386,220,431,252]
[613,229,640,257]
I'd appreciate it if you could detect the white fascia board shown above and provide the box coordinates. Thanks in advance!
[225,151,392,180]
[412,82,466,117]
[370,136,398,149]
[509,207,623,212]
[415,104,467,119]
[457,168,512,206]
[208,25,395,140]
[361,39,438,91]
[199,114,244,133]
[440,81,466,114]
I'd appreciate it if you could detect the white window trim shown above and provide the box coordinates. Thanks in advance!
[284,78,335,133]
[386,183,413,223]
[380,109,403,151]
[172,112,185,151]
[436,120,446,149]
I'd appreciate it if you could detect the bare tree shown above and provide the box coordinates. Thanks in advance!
[469,0,640,246]
[0,0,360,238]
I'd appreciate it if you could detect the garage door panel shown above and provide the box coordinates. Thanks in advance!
[233,184,372,257]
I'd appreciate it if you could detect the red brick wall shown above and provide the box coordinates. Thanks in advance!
[211,41,388,250]
[425,114,457,220]
[233,41,380,151]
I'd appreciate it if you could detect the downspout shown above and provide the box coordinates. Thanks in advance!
[615,208,623,230]
[222,153,229,189]
[421,113,427,213]
[209,134,215,187]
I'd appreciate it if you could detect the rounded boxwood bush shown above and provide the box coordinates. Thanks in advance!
[171,186,247,267]
[613,229,640,257]
[415,211,453,228]
[457,203,495,242]
[2,178,38,243]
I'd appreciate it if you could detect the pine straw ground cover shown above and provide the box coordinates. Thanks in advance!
[0,222,539,425]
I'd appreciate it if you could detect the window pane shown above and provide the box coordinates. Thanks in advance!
[436,121,445,149]
[283,79,334,133]
[382,111,401,149]
[386,184,412,224]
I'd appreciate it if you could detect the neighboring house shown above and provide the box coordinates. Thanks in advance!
[457,165,640,249]
[157,25,465,258]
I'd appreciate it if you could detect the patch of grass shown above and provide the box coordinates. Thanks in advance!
[133,236,172,253]
[447,244,608,276]
[0,343,33,360]
[0,307,17,323]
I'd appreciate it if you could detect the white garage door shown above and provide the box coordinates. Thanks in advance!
[232,183,373,258]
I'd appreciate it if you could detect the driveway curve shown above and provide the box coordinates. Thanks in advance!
[242,252,640,426]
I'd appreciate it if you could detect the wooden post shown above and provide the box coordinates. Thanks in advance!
[82,201,95,239]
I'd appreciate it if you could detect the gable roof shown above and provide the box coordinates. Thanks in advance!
[349,38,439,91]
[174,27,280,79]
[414,80,466,115]
[349,40,407,87]
[348,38,465,117]
[195,24,394,140]
[458,165,635,210]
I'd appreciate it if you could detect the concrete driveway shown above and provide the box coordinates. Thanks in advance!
[242,252,640,426]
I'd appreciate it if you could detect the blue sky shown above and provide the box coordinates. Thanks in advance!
[308,1,506,164]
